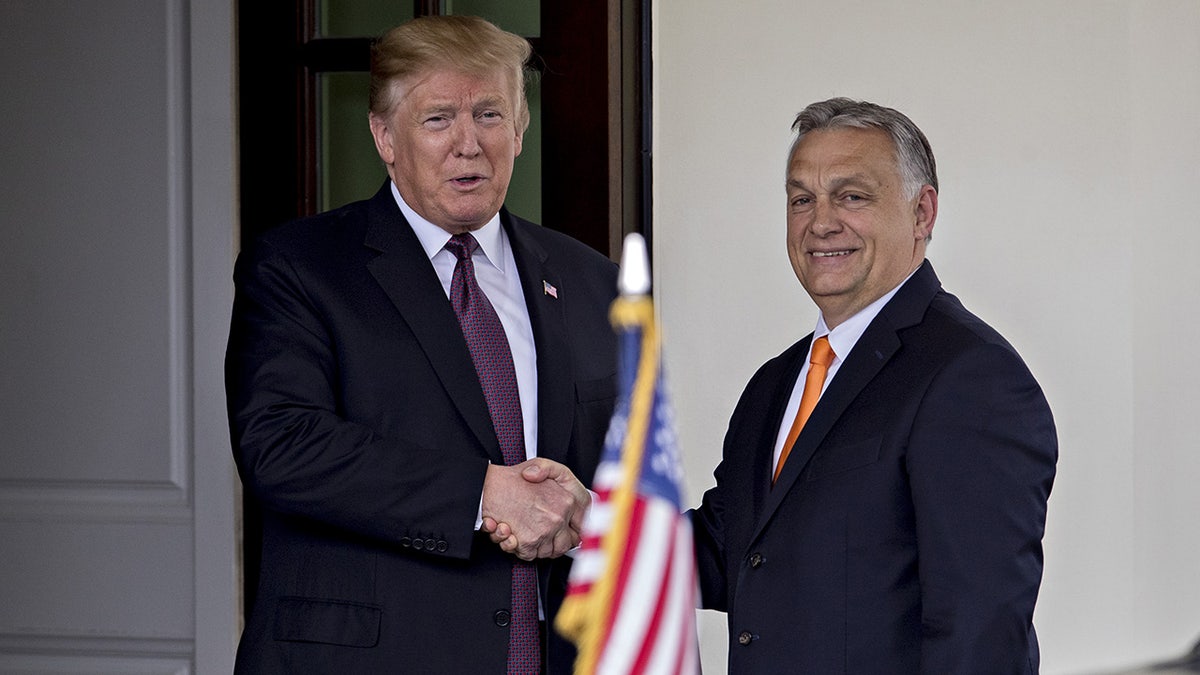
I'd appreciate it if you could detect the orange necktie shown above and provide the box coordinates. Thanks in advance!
[773,336,835,483]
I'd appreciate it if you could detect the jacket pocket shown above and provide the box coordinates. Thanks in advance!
[575,373,616,403]
[273,596,381,648]
[805,436,882,480]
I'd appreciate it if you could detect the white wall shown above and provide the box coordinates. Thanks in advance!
[653,2,1200,673]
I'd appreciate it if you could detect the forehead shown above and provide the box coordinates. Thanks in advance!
[787,127,899,183]
[394,66,518,109]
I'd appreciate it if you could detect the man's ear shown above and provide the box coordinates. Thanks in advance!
[368,112,394,166]
[913,185,938,241]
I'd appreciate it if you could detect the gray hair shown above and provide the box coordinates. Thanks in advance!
[789,97,937,199]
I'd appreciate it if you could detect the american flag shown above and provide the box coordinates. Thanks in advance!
[555,294,700,675]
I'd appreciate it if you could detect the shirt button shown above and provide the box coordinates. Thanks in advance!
[494,610,512,627]
[749,553,764,569]
[737,631,754,646]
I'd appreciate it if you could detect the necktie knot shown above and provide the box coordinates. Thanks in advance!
[810,335,835,367]
[445,232,479,261]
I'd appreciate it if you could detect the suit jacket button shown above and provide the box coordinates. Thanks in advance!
[399,537,412,548]
[424,538,438,550]
[412,538,424,551]
[436,540,449,553]
[737,631,754,646]
[494,610,511,627]
[749,553,764,569]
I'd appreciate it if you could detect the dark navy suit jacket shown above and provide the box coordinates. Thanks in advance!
[226,182,618,673]
[691,261,1057,674]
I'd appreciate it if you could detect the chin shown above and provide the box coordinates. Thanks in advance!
[803,279,854,300]
[449,200,500,222]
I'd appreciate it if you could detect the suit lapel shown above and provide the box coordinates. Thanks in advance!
[751,261,943,543]
[748,341,809,522]
[503,211,573,465]
[362,184,504,464]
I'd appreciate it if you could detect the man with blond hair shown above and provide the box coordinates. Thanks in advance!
[226,15,617,673]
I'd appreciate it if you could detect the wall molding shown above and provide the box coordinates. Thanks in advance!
[0,633,192,674]
[0,479,190,524]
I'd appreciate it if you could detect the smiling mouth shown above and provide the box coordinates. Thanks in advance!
[811,250,853,258]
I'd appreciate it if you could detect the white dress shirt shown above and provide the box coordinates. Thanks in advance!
[391,183,539,460]
[391,184,549,617]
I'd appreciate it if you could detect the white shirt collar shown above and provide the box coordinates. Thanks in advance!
[816,265,922,362]
[390,181,506,272]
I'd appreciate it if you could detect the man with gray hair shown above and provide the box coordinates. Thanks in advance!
[690,98,1058,672]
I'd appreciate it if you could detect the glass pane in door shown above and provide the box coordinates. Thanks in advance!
[446,0,540,37]
[320,71,381,209]
[320,0,414,38]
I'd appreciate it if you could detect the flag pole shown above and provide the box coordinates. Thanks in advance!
[617,232,652,297]
[557,233,698,675]
[557,233,658,671]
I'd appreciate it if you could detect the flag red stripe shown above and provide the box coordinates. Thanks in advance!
[602,497,648,655]
[672,537,700,675]
[630,514,676,673]
[558,296,698,674]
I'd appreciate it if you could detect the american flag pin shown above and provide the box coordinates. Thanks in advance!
[543,280,558,298]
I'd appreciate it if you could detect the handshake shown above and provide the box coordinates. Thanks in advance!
[480,458,591,561]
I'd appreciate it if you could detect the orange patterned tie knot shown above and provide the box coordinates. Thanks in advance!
[773,336,835,483]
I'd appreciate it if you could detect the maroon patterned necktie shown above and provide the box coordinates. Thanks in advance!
[445,233,540,674]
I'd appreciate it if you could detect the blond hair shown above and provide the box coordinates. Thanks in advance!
[369,15,532,131]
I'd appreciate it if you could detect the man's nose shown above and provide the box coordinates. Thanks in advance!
[452,121,482,157]
[810,198,841,234]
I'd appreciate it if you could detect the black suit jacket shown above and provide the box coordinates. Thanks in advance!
[225,183,618,673]
[691,262,1057,674]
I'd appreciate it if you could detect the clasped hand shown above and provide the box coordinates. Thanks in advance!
[480,458,590,561]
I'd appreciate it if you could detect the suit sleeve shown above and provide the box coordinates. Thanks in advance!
[906,341,1057,673]
[225,239,488,559]
[689,361,779,613]
[689,475,730,612]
